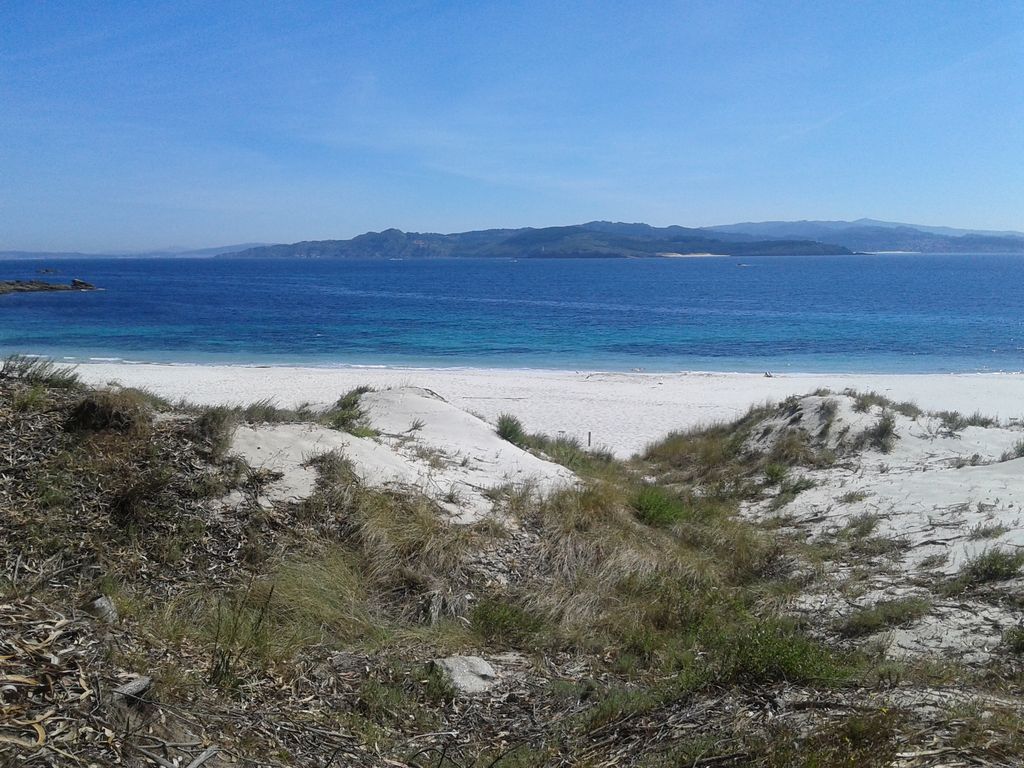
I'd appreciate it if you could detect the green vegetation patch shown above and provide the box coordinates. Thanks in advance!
[837,597,930,638]
[631,485,689,525]
[940,548,1024,595]
[704,617,850,685]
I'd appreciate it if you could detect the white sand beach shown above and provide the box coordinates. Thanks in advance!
[78,363,1024,457]
[73,362,1024,660]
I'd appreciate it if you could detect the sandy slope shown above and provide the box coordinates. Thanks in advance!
[229,387,576,523]
[744,393,1024,663]
[79,363,1024,457]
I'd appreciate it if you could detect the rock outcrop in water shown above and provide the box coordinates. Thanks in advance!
[0,279,96,295]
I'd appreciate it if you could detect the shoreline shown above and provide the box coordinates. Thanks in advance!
[35,353,1024,376]
[74,362,1024,458]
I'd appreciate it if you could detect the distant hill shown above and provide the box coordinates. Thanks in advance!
[221,223,850,259]
[704,219,1024,253]
[8,218,1024,260]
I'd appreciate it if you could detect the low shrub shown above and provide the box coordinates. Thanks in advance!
[957,548,1024,585]
[66,389,152,434]
[764,463,788,485]
[632,485,688,525]
[706,617,847,686]
[496,413,526,445]
[326,386,373,433]
[1003,625,1024,655]
[194,406,238,462]
[941,548,1024,595]
[471,597,545,646]
[858,413,897,453]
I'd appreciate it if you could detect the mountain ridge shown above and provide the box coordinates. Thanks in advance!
[5,218,1024,260]
[219,223,849,259]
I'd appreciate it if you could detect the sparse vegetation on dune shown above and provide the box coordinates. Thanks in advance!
[495,411,615,474]
[837,597,931,638]
[1,353,84,389]
[1001,439,1024,462]
[846,388,922,419]
[3,361,1023,766]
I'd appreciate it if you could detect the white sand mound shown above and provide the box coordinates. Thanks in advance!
[746,393,1024,661]
[228,387,576,523]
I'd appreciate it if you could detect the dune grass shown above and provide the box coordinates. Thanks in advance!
[494,411,615,474]
[6,372,1008,766]
[837,597,931,638]
[1,354,83,389]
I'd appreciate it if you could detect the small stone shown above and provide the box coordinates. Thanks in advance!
[433,655,498,694]
[84,595,118,623]
[328,651,367,674]
[113,676,152,704]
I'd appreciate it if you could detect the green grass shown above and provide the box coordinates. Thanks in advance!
[704,616,850,685]
[845,389,921,419]
[12,375,972,765]
[238,397,317,423]
[768,476,816,510]
[493,412,615,474]
[325,385,374,433]
[470,597,546,646]
[1003,625,1024,654]
[935,410,999,432]
[631,485,688,525]
[12,384,50,412]
[844,513,880,538]
[837,597,930,638]
[858,412,897,453]
[495,412,526,444]
[754,711,904,768]
[940,548,1024,595]
[968,522,1009,540]
[838,490,868,504]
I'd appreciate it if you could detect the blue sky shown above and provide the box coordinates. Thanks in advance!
[2,1,1023,251]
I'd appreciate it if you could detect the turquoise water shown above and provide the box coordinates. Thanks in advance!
[1,254,1022,372]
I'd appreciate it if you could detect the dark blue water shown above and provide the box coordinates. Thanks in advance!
[2,255,1022,372]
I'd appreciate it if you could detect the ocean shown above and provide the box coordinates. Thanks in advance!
[2,254,1022,373]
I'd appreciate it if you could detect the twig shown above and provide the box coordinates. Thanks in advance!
[185,745,219,768]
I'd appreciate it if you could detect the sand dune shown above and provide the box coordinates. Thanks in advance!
[79,363,1024,458]
[229,386,576,523]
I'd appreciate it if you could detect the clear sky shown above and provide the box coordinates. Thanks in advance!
[2,1,1023,251]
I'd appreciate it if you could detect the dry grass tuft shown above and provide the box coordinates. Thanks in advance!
[66,388,153,435]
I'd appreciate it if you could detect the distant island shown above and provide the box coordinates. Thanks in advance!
[220,219,1024,260]
[0,278,96,295]
[220,222,852,260]
[5,219,1024,261]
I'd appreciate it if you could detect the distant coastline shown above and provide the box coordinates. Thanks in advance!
[7,217,1024,260]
